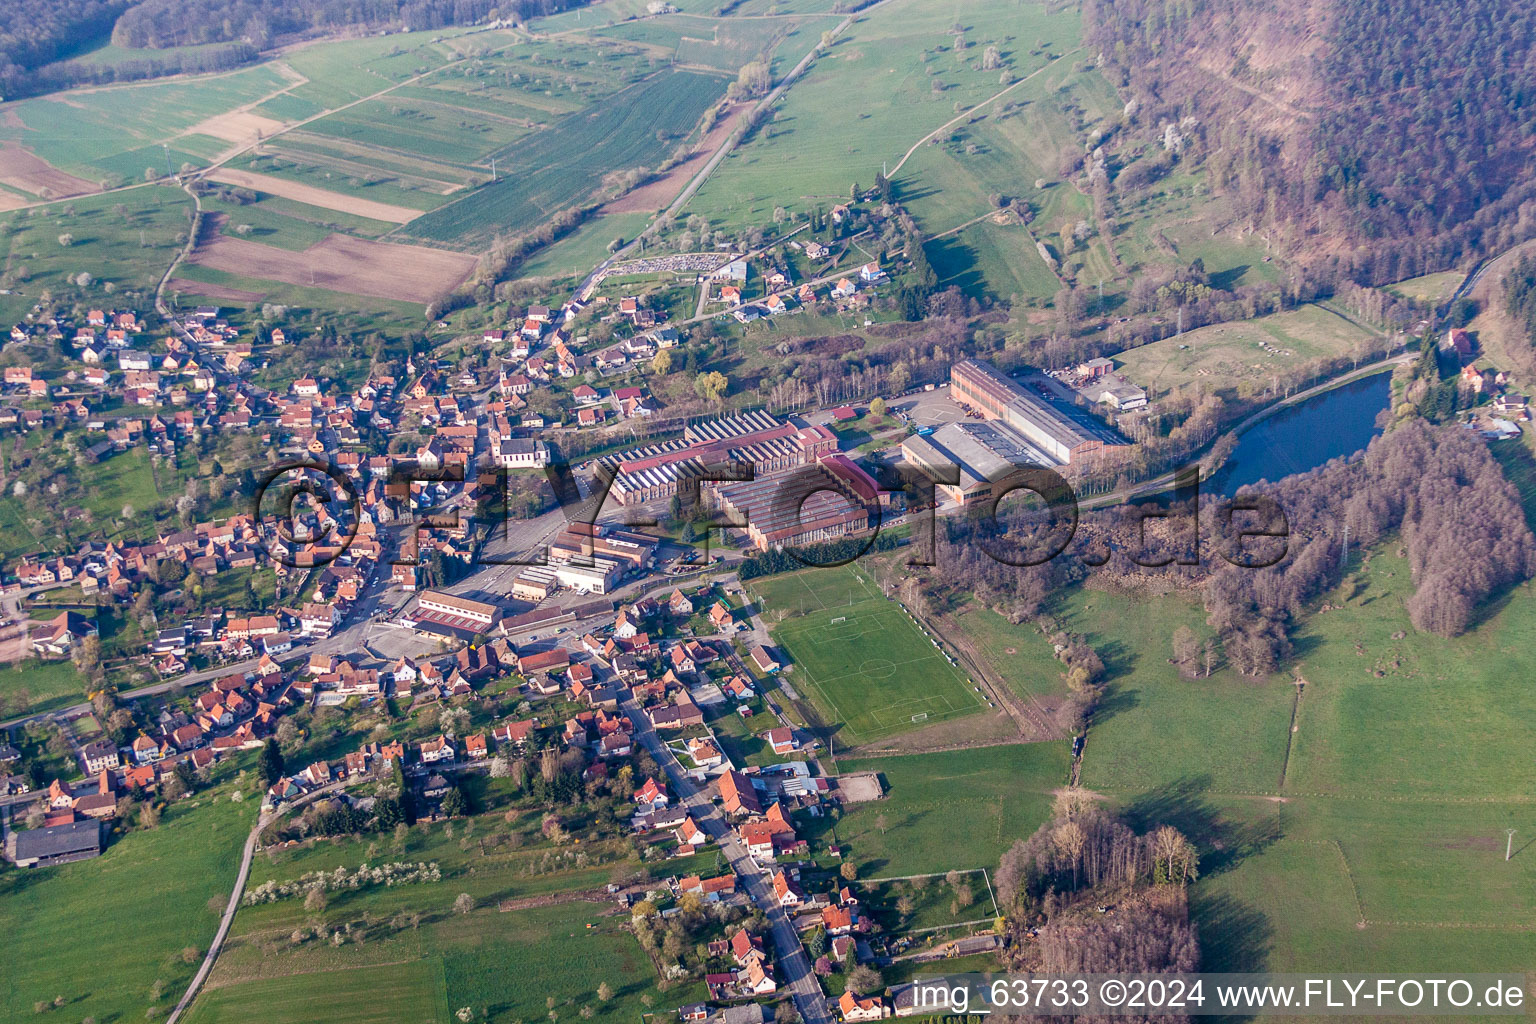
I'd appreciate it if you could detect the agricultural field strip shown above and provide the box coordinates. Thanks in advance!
[205,169,424,223]
[1,47,483,213]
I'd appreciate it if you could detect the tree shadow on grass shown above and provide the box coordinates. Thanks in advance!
[1120,775,1285,878]
[1191,889,1274,976]
[1092,680,1139,725]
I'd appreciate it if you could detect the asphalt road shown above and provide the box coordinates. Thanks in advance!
[621,689,832,1024]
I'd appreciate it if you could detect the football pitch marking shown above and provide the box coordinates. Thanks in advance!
[753,566,985,739]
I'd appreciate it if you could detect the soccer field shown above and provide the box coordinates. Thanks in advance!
[751,566,986,744]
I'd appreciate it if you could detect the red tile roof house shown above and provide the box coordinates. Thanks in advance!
[634,776,669,812]
[599,731,632,758]
[492,718,538,748]
[418,735,455,763]
[673,816,709,852]
[771,869,805,906]
[765,726,797,755]
[719,769,762,815]
[838,991,888,1021]
[730,927,766,965]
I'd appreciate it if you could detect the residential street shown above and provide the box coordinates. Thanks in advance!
[621,690,832,1024]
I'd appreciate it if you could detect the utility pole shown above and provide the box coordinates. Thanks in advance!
[490,156,497,182]
[1507,829,1517,862]
[163,144,173,178]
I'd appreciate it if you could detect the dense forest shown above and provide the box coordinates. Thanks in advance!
[0,0,132,94]
[1085,0,1536,277]
[1504,254,1536,372]
[0,0,595,96]
[111,0,587,49]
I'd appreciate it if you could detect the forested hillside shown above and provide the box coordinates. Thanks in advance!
[0,0,132,91]
[111,0,585,49]
[1,0,595,97]
[1086,0,1536,278]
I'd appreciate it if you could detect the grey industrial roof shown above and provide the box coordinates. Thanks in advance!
[13,819,101,862]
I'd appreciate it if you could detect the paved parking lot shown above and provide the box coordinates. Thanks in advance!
[892,386,967,428]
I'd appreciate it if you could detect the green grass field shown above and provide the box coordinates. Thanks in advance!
[0,658,87,719]
[830,742,1071,876]
[1112,303,1382,402]
[750,564,987,743]
[1057,587,1296,796]
[0,782,257,1023]
[1385,270,1463,306]
[1023,539,1536,977]
[861,868,999,932]
[939,600,1071,708]
[1283,548,1536,800]
[184,960,450,1024]
[192,803,704,1024]
[685,0,1083,231]
[0,65,295,189]
[0,185,194,324]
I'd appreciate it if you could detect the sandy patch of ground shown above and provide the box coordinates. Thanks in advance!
[189,109,288,146]
[835,771,884,802]
[166,278,267,302]
[206,168,423,223]
[600,104,744,215]
[189,219,476,304]
[0,142,97,200]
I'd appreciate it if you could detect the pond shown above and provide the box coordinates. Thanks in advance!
[1205,370,1394,496]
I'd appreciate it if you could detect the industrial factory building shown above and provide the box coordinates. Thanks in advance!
[949,359,1127,464]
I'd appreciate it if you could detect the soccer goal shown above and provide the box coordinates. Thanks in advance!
[830,616,847,624]
[910,712,929,723]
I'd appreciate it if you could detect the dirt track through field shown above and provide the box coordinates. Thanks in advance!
[165,278,267,302]
[206,168,423,222]
[0,142,97,200]
[189,218,475,304]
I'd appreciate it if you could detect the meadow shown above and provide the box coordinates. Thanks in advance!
[183,960,450,1024]
[0,657,86,719]
[829,742,1072,877]
[684,0,1084,231]
[1110,303,1383,402]
[0,63,297,191]
[0,780,257,1023]
[0,185,194,324]
[749,563,987,744]
[595,13,834,72]
[1385,270,1462,306]
[936,598,1072,713]
[1062,586,1297,796]
[190,804,707,1024]
[976,535,1536,978]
